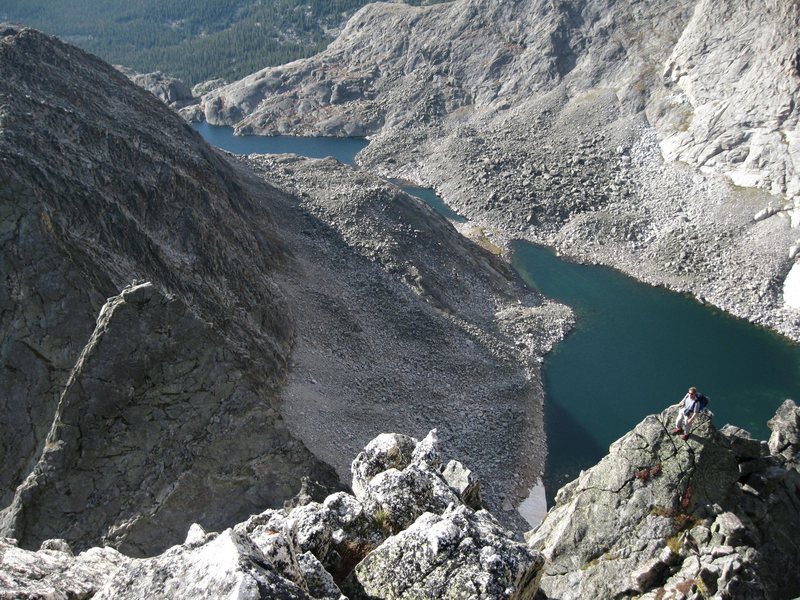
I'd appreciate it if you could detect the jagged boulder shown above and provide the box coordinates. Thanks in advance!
[528,406,800,600]
[94,529,312,599]
[235,430,493,582]
[768,399,800,468]
[234,492,383,582]
[297,552,347,600]
[351,433,419,499]
[350,430,485,533]
[0,538,127,599]
[441,459,483,511]
[346,505,544,600]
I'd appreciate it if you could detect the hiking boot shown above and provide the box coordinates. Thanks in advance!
[681,434,689,441]
[672,428,683,435]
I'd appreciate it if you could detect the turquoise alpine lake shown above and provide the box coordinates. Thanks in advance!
[511,242,800,500]
[192,122,368,165]
[195,126,800,504]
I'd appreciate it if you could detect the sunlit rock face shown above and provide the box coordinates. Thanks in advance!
[528,406,800,600]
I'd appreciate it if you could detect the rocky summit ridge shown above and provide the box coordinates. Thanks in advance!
[3,401,800,600]
[1,431,546,599]
[530,399,800,600]
[193,0,800,340]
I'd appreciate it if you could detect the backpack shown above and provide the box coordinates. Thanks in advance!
[696,394,710,411]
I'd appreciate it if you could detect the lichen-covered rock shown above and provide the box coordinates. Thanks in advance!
[94,529,310,599]
[235,491,384,581]
[297,552,347,600]
[442,459,483,510]
[236,433,472,580]
[351,431,473,533]
[351,433,419,499]
[347,505,544,600]
[528,406,800,600]
[0,537,128,599]
[358,464,460,532]
[718,425,768,461]
[768,399,800,468]
[1,432,544,599]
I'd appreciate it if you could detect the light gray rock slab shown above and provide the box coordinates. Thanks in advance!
[348,505,544,600]
[94,529,310,599]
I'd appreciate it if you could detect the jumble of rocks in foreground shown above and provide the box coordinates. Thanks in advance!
[4,402,800,599]
[0,431,545,599]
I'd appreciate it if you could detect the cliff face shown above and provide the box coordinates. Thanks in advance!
[528,400,800,600]
[197,0,800,340]
[1,25,563,555]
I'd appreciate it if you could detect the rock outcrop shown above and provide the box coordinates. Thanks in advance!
[528,405,800,599]
[195,0,800,340]
[116,66,197,109]
[1,282,334,557]
[1,433,545,600]
[5,412,798,600]
[768,399,800,469]
[0,539,127,599]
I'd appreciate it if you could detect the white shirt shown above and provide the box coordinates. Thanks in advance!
[680,393,701,415]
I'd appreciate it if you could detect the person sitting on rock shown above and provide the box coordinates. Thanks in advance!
[672,386,708,441]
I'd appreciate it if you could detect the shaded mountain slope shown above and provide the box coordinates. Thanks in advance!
[0,24,334,555]
[0,25,566,554]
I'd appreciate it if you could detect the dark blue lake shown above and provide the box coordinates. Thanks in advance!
[192,122,368,165]
[196,126,800,505]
